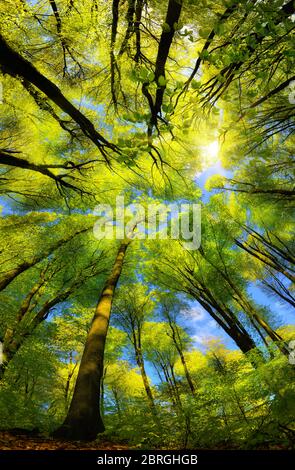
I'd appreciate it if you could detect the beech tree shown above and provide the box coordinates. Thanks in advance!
[0,0,294,448]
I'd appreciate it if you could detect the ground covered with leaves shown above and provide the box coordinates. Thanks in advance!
[0,430,293,451]
[0,431,129,451]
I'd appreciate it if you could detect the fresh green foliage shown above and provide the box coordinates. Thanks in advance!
[0,0,294,449]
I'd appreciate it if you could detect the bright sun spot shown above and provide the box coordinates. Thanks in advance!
[195,140,220,178]
[204,140,219,165]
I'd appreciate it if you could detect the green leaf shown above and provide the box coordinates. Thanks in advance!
[191,80,201,90]
[199,50,210,60]
[162,22,171,33]
[158,75,167,87]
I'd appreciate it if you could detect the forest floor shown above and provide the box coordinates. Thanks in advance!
[0,430,292,451]
[0,431,130,450]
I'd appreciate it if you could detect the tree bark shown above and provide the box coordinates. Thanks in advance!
[252,312,290,357]
[194,293,257,355]
[0,34,118,160]
[54,239,131,440]
[135,346,155,409]
[166,318,195,395]
[0,150,90,194]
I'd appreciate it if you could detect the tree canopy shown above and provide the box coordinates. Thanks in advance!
[0,0,294,450]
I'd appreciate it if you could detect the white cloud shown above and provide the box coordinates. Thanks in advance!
[181,305,206,322]
[192,334,206,344]
[192,333,217,345]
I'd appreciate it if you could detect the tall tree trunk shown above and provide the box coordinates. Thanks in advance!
[54,239,131,440]
[169,363,182,410]
[252,313,290,357]
[195,295,257,355]
[133,334,163,429]
[64,355,78,412]
[262,278,295,309]
[158,360,178,408]
[231,288,290,357]
[249,317,271,350]
[167,318,195,395]
[100,366,107,420]
[177,346,195,395]
[112,388,122,418]
[199,248,286,357]
[131,325,156,410]
[135,347,155,409]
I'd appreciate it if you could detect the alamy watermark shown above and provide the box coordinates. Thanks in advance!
[93,196,201,250]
